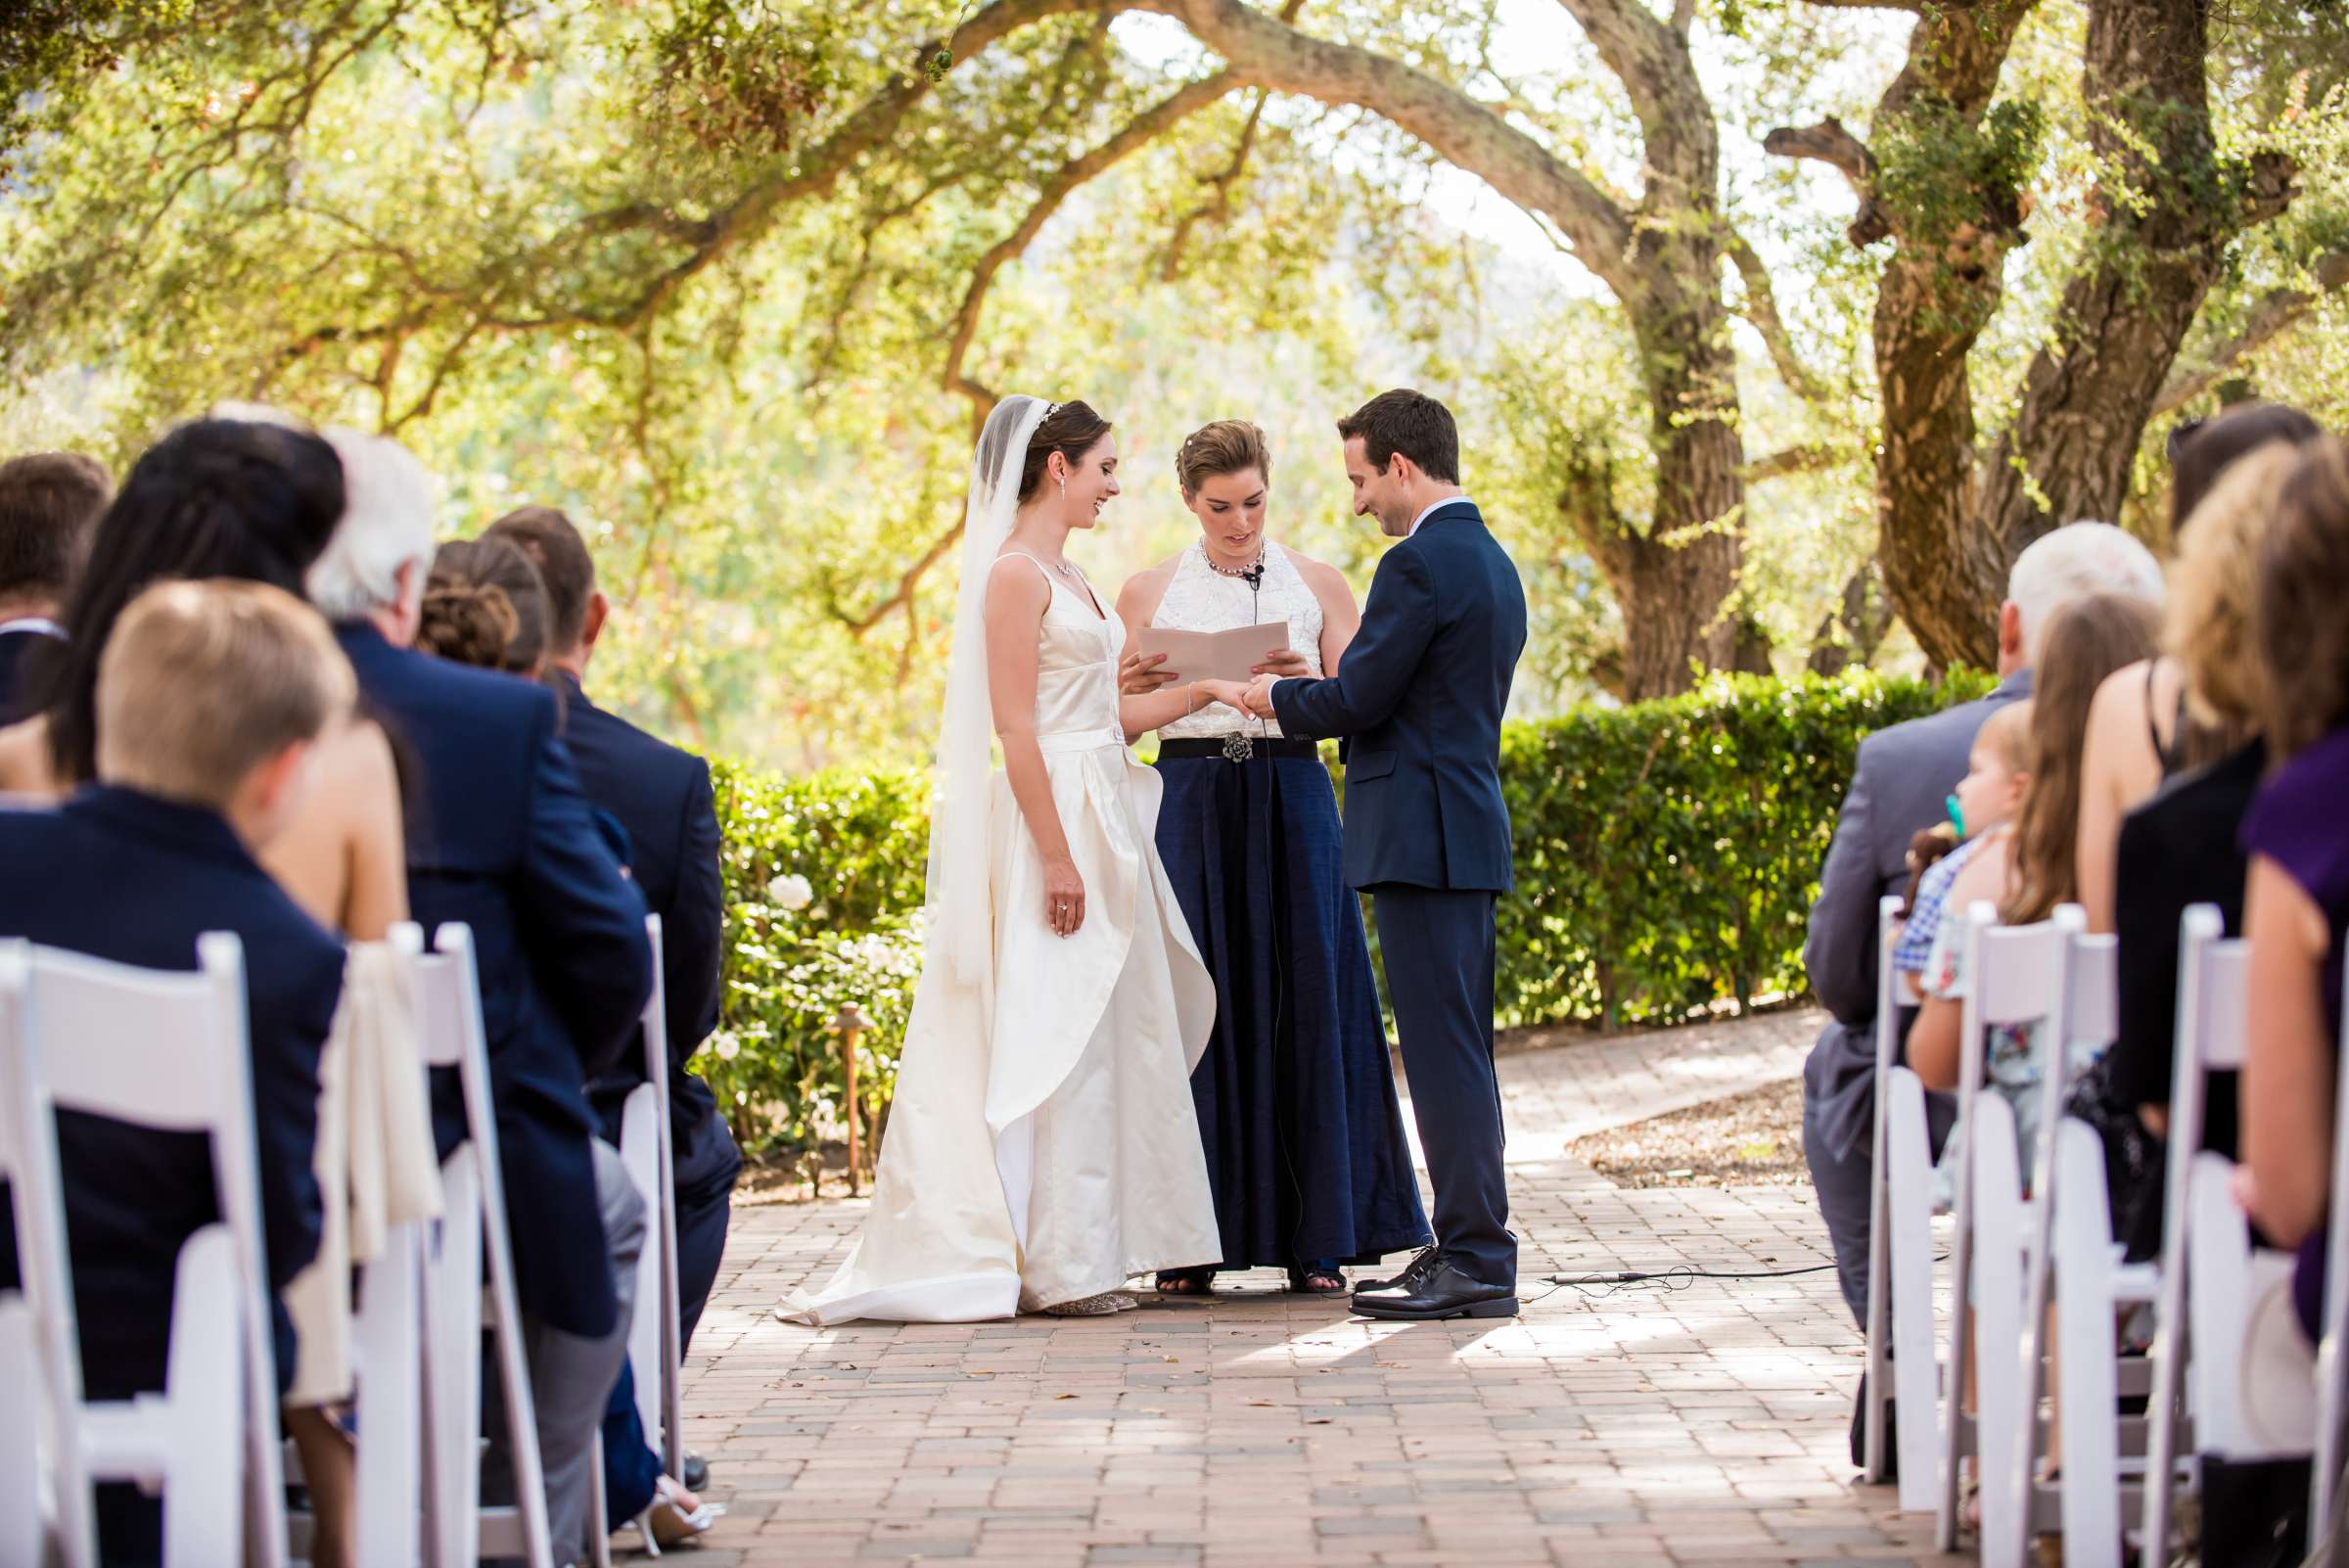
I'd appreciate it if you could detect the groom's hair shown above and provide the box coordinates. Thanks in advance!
[1338,390,1459,484]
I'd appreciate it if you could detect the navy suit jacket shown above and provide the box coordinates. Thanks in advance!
[337,624,651,1337]
[1270,501,1527,893]
[0,625,61,726]
[553,672,738,1196]
[0,787,344,1399]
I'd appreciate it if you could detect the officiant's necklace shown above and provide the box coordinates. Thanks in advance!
[1205,543,1266,585]
[1200,541,1267,762]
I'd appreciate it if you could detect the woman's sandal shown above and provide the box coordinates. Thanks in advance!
[1155,1268,1216,1296]
[639,1473,725,1554]
[1286,1265,1348,1296]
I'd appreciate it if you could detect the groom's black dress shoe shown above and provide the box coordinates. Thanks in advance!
[1352,1259,1518,1320]
[1355,1245,1442,1296]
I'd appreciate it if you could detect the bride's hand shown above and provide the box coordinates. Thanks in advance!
[1119,649,1176,696]
[1043,856,1086,937]
[1194,678,1253,713]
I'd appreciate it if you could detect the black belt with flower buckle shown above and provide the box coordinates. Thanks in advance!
[1157,736,1321,763]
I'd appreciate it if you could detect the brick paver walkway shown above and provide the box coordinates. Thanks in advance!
[667,1010,1958,1567]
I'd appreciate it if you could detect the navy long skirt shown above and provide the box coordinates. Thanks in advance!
[1152,751,1431,1269]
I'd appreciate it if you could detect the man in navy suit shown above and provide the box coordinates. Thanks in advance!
[306,431,653,1561]
[0,580,352,1563]
[1244,390,1528,1320]
[485,506,739,1354]
[0,450,112,723]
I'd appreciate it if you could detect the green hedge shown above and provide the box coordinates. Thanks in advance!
[701,669,1990,1154]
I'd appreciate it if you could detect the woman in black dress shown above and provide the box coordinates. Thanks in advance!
[1114,421,1430,1295]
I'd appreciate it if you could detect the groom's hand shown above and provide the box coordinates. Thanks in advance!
[1243,673,1280,717]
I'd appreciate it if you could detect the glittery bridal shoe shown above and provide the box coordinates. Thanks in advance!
[1039,1291,1138,1315]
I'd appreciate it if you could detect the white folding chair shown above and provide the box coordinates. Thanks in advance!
[1883,945,1949,1512]
[2139,905,2292,1562]
[2313,947,2349,1540]
[1974,913,2112,1568]
[2049,916,2174,1568]
[6,935,287,1568]
[1861,896,1901,1489]
[407,922,554,1568]
[0,941,92,1568]
[610,914,685,1557]
[1935,903,2073,1552]
[281,947,432,1568]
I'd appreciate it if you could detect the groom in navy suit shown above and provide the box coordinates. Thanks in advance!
[1245,389,1527,1319]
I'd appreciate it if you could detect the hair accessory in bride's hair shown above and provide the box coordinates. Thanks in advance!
[1043,400,1062,421]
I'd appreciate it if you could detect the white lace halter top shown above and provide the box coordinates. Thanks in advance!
[1154,539,1324,741]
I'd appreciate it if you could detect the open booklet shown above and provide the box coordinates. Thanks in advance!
[1132,623,1291,685]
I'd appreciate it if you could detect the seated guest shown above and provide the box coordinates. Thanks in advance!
[2074,403,2320,931]
[417,535,554,678]
[1890,702,2032,1026]
[2096,443,2303,1259]
[487,503,734,1536]
[0,450,111,724]
[1911,593,2161,1130]
[1803,519,2163,1462]
[0,578,354,1564]
[0,416,415,1563]
[2241,436,2349,1372]
[414,523,715,1545]
[305,449,654,1565]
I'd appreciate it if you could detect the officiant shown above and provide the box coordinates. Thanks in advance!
[1114,420,1430,1296]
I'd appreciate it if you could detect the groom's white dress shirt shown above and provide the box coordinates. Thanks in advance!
[1408,495,1473,537]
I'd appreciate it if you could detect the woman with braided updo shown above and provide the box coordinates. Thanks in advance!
[1114,420,1430,1297]
[415,535,552,676]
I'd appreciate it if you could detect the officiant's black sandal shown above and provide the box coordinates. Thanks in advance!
[1287,1265,1348,1296]
[1155,1267,1216,1295]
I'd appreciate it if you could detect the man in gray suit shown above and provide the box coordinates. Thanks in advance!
[1803,521,2165,1339]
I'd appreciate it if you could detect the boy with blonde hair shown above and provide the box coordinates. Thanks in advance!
[0,578,352,1565]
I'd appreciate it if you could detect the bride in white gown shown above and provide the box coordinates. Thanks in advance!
[785,394,1228,1322]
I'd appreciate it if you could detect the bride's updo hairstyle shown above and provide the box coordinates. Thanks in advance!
[1017,399,1112,501]
[1175,420,1272,498]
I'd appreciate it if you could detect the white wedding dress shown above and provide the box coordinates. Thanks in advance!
[783,398,1221,1324]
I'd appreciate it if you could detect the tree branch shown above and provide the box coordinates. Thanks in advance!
[1724,225,1830,403]
[823,67,1248,638]
[1744,442,1845,482]
[1128,0,1637,295]
[1762,117,1894,246]
[1161,88,1270,281]
[1549,0,1713,196]
[1761,116,1872,190]
[2153,250,2349,415]
[479,0,1142,337]
[943,69,1246,426]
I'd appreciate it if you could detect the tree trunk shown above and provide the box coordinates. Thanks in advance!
[1773,0,2294,669]
[1808,564,1894,676]
[1592,260,1750,702]
[1970,0,2290,576]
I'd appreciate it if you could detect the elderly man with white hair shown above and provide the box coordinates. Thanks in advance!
[1801,520,2164,1469]
[313,428,654,1565]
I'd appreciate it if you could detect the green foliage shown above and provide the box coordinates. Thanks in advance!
[1493,669,1990,1030]
[1875,94,2048,250]
[696,670,1990,1149]
[703,761,930,1154]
